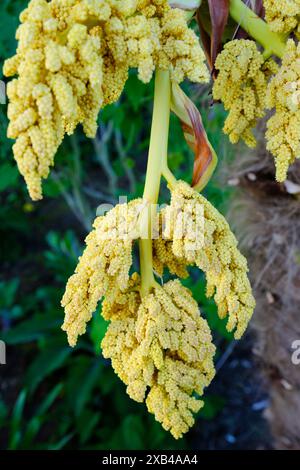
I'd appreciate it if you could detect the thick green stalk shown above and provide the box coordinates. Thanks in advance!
[229,0,286,58]
[139,70,171,296]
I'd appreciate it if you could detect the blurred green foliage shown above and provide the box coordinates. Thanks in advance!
[0,0,233,450]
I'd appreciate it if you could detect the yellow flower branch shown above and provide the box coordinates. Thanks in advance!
[229,0,286,59]
[139,70,171,297]
[162,164,178,189]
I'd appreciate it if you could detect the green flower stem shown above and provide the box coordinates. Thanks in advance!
[162,164,178,189]
[139,70,171,297]
[229,0,286,59]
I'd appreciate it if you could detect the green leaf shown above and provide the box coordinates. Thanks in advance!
[22,384,63,448]
[43,176,71,198]
[9,389,27,450]
[0,10,19,59]
[125,157,135,169]
[2,312,62,344]
[120,415,144,449]
[77,410,100,445]
[124,74,147,112]
[35,383,63,416]
[199,394,226,420]
[66,356,102,416]
[90,310,108,354]
[0,399,8,421]
[25,342,71,392]
[74,360,101,416]
[47,433,74,450]
[0,278,19,308]
[22,417,42,449]
[0,163,19,192]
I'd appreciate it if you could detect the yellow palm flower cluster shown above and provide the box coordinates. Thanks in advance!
[61,199,143,347]
[4,0,209,200]
[62,180,255,437]
[213,39,277,148]
[153,181,255,339]
[265,39,300,181]
[102,277,216,439]
[264,0,300,37]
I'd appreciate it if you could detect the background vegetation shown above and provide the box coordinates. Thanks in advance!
[0,0,269,450]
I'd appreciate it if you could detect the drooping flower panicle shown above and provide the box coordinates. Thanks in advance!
[265,39,300,182]
[153,181,256,339]
[212,34,300,180]
[213,39,277,148]
[61,199,143,347]
[102,277,216,439]
[4,0,209,200]
[61,176,255,436]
